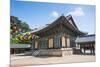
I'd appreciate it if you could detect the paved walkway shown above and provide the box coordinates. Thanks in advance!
[11,54,95,67]
[11,56,32,60]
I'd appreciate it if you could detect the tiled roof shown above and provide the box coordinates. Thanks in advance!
[29,15,85,35]
[32,15,74,32]
[66,15,78,30]
[10,44,31,48]
[75,34,95,43]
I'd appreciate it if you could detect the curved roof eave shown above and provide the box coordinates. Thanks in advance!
[33,15,86,35]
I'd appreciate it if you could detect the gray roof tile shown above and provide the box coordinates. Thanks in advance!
[75,34,95,43]
[10,44,31,48]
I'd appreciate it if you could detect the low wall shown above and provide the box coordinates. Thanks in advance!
[39,49,62,56]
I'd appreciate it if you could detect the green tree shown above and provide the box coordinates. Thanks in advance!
[21,22,31,32]
[10,16,32,44]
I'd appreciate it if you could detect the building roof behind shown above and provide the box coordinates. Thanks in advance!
[66,15,78,30]
[10,44,31,48]
[75,34,95,43]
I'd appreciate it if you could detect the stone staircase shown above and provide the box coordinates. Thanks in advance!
[32,50,40,56]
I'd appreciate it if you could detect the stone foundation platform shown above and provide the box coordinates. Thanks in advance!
[32,48,73,57]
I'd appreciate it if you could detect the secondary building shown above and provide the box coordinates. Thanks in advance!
[10,44,31,54]
[75,34,95,54]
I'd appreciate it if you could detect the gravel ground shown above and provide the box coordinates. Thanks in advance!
[11,54,95,67]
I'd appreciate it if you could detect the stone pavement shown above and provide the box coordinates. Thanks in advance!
[11,54,95,67]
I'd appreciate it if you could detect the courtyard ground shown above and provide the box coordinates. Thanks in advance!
[11,53,95,67]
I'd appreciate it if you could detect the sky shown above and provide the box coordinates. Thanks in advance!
[11,0,95,34]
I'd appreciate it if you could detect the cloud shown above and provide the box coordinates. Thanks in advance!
[67,7,85,16]
[51,11,59,18]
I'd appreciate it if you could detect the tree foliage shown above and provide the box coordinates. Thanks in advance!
[10,16,32,44]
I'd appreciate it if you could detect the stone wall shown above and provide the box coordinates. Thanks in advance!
[38,49,62,56]
[61,48,73,57]
[32,48,73,57]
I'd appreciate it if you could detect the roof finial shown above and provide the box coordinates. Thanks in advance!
[61,13,64,16]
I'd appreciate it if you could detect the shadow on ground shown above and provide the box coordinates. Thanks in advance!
[14,52,95,59]
[73,53,95,56]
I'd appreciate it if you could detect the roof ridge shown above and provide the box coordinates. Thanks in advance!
[79,34,95,37]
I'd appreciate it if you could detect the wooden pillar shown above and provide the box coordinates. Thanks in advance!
[19,49,20,53]
[18,49,20,54]
[76,43,80,48]
[79,44,82,53]
[83,44,85,54]
[14,49,16,54]
[23,49,25,53]
[93,43,95,54]
[19,49,21,53]
[11,49,14,54]
[90,43,93,54]
[90,43,95,54]
[16,49,18,54]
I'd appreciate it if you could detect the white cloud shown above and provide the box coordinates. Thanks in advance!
[67,7,85,16]
[51,11,59,18]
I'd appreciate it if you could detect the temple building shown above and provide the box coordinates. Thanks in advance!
[31,15,89,56]
[10,44,31,54]
[75,34,95,54]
